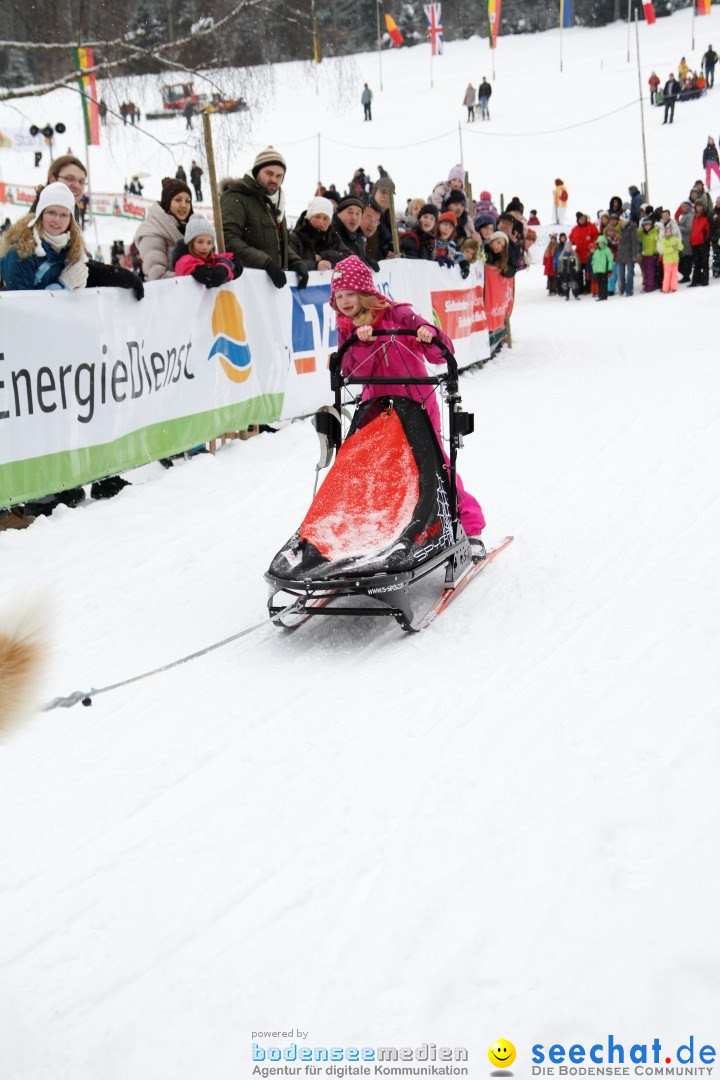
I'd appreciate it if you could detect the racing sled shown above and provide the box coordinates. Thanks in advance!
[265,328,504,633]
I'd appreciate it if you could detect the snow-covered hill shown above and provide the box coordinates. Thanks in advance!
[1,10,720,1079]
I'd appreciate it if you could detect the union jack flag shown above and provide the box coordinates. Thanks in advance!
[423,2,443,55]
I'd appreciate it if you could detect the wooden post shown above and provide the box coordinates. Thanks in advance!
[634,10,650,202]
[465,171,474,215]
[505,315,513,348]
[202,111,225,250]
[388,179,401,257]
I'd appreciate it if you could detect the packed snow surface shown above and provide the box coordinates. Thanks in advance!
[1,8,720,1078]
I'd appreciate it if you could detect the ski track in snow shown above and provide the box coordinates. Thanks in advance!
[2,10,720,1076]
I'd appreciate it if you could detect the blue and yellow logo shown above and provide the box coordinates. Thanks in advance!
[208,291,252,383]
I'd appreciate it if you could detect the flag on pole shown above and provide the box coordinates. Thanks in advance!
[73,47,100,145]
[384,13,404,46]
[423,3,444,55]
[488,0,502,47]
[697,0,711,15]
[643,1,656,22]
[560,0,573,29]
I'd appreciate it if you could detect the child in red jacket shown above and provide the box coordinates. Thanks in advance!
[172,214,243,287]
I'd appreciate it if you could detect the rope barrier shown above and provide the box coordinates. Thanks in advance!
[462,97,641,137]
[42,598,301,712]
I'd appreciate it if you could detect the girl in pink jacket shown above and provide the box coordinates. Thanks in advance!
[330,255,486,544]
[172,213,242,287]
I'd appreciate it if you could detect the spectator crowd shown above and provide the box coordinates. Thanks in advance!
[2,127,719,530]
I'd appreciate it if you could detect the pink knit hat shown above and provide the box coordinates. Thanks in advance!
[329,255,384,308]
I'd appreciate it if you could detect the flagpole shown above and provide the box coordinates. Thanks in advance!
[691,0,696,51]
[430,39,434,88]
[634,8,650,201]
[560,0,564,72]
[376,1,384,91]
[627,0,632,61]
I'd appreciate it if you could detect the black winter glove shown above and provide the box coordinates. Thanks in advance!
[86,259,144,299]
[265,260,287,289]
[231,254,244,279]
[295,265,309,289]
[191,264,229,289]
[459,259,470,279]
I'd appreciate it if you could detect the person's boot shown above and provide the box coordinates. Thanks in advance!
[0,507,36,531]
[90,476,131,500]
[55,487,86,509]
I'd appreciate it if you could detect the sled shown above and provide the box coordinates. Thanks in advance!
[265,328,495,633]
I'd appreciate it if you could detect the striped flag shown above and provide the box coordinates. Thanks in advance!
[698,0,711,15]
[73,47,100,145]
[423,3,444,55]
[488,0,502,48]
[384,13,404,46]
[560,0,573,29]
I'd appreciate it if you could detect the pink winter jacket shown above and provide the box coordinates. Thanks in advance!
[174,250,237,280]
[337,302,453,437]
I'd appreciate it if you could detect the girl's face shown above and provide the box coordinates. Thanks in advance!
[41,206,72,236]
[479,223,494,241]
[490,238,505,253]
[170,192,192,220]
[438,221,454,240]
[191,234,214,258]
[449,178,463,190]
[334,290,362,317]
[419,213,436,233]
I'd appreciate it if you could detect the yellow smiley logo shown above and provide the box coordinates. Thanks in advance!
[488,1040,516,1069]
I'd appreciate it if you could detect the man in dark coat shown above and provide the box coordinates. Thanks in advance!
[332,196,379,270]
[477,78,492,120]
[190,160,203,201]
[370,177,395,257]
[220,146,309,289]
[702,45,718,88]
[289,196,347,271]
[662,74,680,124]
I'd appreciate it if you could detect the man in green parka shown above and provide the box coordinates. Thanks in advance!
[220,146,309,289]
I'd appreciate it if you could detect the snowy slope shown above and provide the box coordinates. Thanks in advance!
[2,11,720,1079]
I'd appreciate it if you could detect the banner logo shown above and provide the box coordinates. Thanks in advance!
[489,1039,516,1074]
[208,291,252,383]
[290,285,337,374]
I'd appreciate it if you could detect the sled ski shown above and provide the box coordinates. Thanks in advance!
[265,327,510,634]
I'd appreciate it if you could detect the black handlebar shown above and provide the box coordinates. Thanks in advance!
[330,327,459,391]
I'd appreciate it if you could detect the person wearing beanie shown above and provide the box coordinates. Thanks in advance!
[445,189,479,242]
[329,254,486,551]
[172,213,243,288]
[333,197,379,271]
[399,203,438,260]
[474,213,496,247]
[360,200,382,262]
[289,196,347,272]
[0,182,88,292]
[433,211,470,278]
[133,177,193,280]
[220,147,308,289]
[429,163,466,212]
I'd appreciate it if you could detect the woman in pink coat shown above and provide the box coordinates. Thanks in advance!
[330,255,486,546]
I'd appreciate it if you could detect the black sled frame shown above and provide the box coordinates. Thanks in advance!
[265,328,475,632]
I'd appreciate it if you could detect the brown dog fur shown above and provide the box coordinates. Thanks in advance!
[0,614,45,736]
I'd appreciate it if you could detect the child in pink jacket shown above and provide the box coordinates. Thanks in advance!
[330,255,486,548]
[172,213,242,287]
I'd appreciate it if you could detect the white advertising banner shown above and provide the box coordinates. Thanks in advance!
[1,262,501,507]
